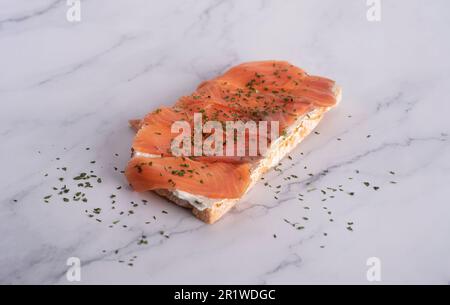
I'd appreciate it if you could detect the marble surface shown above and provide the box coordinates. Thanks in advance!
[1,0,449,285]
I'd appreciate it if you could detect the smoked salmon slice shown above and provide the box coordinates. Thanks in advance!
[126,156,251,199]
[126,61,339,200]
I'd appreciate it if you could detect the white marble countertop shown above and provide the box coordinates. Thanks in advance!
[1,0,449,285]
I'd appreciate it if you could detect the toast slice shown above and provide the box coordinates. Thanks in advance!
[129,85,341,224]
